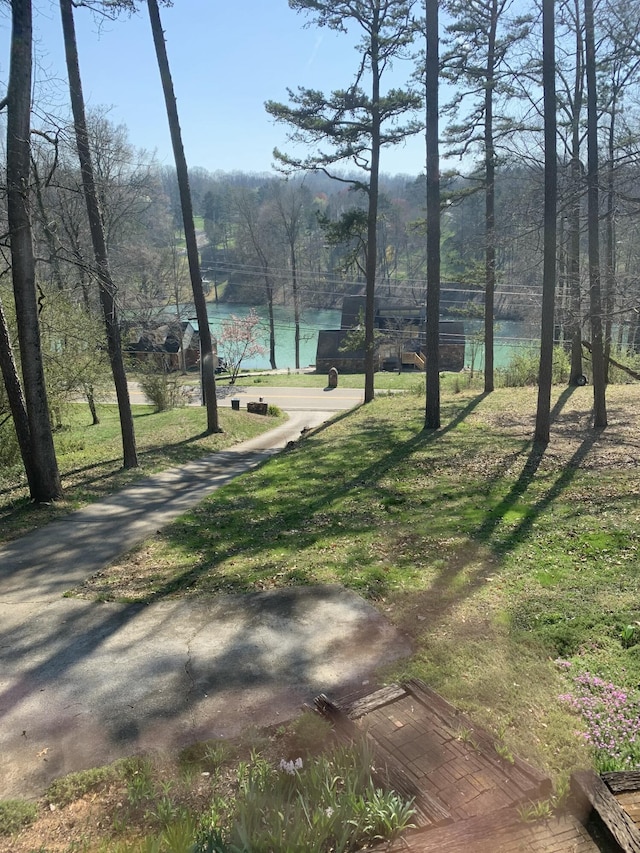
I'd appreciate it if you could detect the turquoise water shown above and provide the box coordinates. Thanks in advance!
[464,320,540,370]
[204,303,342,370]
[189,304,539,371]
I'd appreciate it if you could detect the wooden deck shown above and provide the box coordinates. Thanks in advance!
[382,808,607,852]
[401,352,426,370]
[315,679,616,852]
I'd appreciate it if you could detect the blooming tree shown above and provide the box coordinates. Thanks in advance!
[218,310,267,384]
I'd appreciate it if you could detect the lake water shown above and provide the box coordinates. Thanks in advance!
[202,303,342,371]
[190,303,539,372]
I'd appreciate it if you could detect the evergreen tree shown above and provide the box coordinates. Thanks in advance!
[442,0,531,393]
[266,0,421,403]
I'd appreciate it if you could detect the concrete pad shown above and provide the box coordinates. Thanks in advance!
[0,587,411,799]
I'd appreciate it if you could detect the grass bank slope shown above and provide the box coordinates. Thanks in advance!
[0,404,285,545]
[73,384,640,785]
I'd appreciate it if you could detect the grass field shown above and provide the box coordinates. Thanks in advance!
[68,383,640,787]
[4,381,640,850]
[192,367,436,391]
[0,402,285,545]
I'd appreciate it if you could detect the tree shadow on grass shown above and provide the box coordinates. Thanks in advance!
[0,420,271,543]
[476,390,600,552]
[127,393,491,604]
[0,387,609,793]
[393,386,612,630]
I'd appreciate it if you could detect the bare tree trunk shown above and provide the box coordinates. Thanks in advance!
[265,270,277,370]
[0,295,37,494]
[7,0,62,501]
[275,185,305,371]
[568,0,584,384]
[534,0,557,444]
[147,0,221,432]
[32,156,66,292]
[568,178,583,380]
[584,0,607,427]
[59,0,138,467]
[603,83,617,382]
[69,229,101,425]
[292,246,301,370]
[363,21,381,406]
[425,0,441,429]
[483,0,497,394]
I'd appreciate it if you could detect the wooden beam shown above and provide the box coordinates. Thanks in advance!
[602,772,640,795]
[572,769,640,852]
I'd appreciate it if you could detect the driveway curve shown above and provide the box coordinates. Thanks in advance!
[0,401,411,798]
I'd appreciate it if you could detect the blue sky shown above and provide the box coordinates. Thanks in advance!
[0,0,428,177]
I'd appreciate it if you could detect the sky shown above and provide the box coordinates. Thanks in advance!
[0,0,428,178]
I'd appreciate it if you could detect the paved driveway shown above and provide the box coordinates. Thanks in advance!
[0,400,410,799]
[215,384,364,411]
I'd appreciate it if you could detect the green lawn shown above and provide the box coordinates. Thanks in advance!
[0,402,285,544]
[208,369,474,392]
[71,383,640,787]
[4,381,640,789]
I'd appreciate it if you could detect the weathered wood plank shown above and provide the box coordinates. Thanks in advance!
[404,678,552,797]
[572,769,640,853]
[345,683,407,718]
[314,693,452,828]
[618,792,640,825]
[604,772,640,794]
[384,807,601,852]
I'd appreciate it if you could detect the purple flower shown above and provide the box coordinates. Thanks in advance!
[559,671,640,771]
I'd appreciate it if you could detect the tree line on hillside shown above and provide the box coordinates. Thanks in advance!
[2,0,640,502]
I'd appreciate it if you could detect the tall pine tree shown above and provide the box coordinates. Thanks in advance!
[266,0,421,403]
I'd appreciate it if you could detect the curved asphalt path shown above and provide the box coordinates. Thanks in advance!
[0,388,411,799]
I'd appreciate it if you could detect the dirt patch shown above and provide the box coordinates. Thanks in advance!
[4,721,330,853]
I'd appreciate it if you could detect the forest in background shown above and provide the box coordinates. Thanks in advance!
[9,126,640,346]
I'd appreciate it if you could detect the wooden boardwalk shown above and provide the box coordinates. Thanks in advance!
[315,679,616,852]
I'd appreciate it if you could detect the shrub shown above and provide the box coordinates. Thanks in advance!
[138,366,190,412]
[606,346,640,384]
[0,799,38,835]
[407,376,427,396]
[0,417,20,470]
[497,345,570,387]
[45,756,146,807]
[46,765,120,806]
